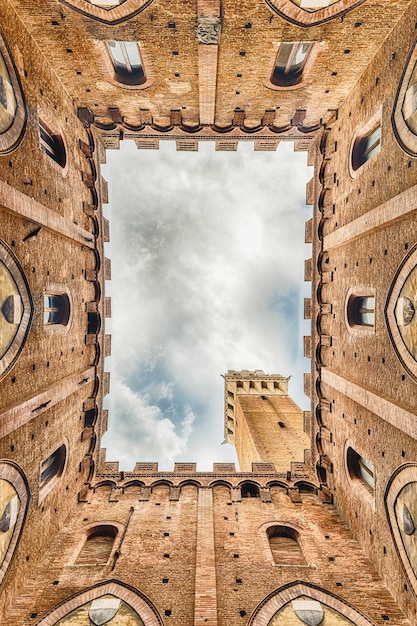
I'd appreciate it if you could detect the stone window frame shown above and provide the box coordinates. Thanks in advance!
[68,521,123,567]
[57,0,154,25]
[349,108,382,178]
[34,580,163,626]
[0,32,26,153]
[96,39,155,91]
[38,439,68,504]
[258,521,314,568]
[37,107,69,177]
[385,244,417,382]
[0,462,30,588]
[43,284,73,334]
[344,439,375,507]
[392,36,417,157]
[248,581,376,626]
[344,286,376,336]
[0,239,33,382]
[263,41,321,92]
[385,463,417,597]
[264,0,366,27]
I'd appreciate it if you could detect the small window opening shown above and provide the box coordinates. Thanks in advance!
[39,120,66,168]
[352,125,381,171]
[44,293,70,326]
[87,311,101,334]
[107,41,145,86]
[347,295,375,327]
[271,42,313,87]
[267,525,305,565]
[241,483,259,498]
[75,525,117,566]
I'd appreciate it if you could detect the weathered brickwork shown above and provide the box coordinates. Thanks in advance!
[1,0,417,624]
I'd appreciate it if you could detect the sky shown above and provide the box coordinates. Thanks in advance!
[101,140,312,471]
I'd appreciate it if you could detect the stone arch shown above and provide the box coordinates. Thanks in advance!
[0,461,30,587]
[0,240,33,381]
[0,28,26,153]
[248,581,376,625]
[209,479,233,489]
[34,580,163,625]
[58,0,155,25]
[385,463,417,596]
[385,244,417,381]
[392,36,417,157]
[263,0,366,28]
[178,479,202,489]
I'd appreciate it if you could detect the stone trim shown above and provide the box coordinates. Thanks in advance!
[34,580,163,625]
[248,581,376,625]
[321,368,417,439]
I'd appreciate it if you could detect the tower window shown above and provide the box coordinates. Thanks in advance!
[44,294,70,326]
[106,41,145,86]
[351,125,381,171]
[271,42,313,87]
[39,120,66,168]
[347,295,375,327]
[347,447,374,493]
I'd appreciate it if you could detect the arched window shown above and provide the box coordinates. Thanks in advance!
[271,42,313,87]
[267,526,305,565]
[106,41,145,86]
[347,295,375,327]
[346,447,374,493]
[39,119,66,168]
[241,483,259,498]
[351,125,381,171]
[75,525,117,566]
[44,293,70,326]
[39,444,66,500]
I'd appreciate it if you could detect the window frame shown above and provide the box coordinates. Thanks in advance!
[349,109,382,177]
[344,287,376,336]
[263,41,320,92]
[43,285,72,333]
[39,441,68,503]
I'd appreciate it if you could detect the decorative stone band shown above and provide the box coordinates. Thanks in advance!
[248,582,376,626]
[321,368,417,439]
[264,0,366,28]
[57,0,155,25]
[34,580,163,625]
[0,180,95,249]
[0,366,95,438]
[323,184,417,251]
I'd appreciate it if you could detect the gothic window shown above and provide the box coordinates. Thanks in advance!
[0,34,25,153]
[0,463,29,587]
[264,0,366,28]
[75,525,117,566]
[347,295,375,328]
[346,447,374,493]
[44,293,70,326]
[39,119,67,168]
[351,125,381,171]
[271,42,313,87]
[106,41,145,86]
[39,444,66,500]
[290,0,339,9]
[267,526,305,565]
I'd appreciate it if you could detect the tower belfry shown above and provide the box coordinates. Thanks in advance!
[224,370,310,472]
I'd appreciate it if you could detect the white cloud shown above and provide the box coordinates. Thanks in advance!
[102,141,312,470]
